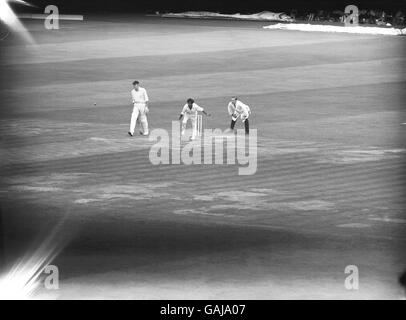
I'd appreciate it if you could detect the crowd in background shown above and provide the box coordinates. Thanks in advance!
[289,8,405,27]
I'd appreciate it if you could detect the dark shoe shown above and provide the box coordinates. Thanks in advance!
[128,132,133,137]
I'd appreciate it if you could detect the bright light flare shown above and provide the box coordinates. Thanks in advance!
[0,0,34,43]
[0,266,43,300]
[9,0,35,6]
[0,216,71,300]
[0,247,58,299]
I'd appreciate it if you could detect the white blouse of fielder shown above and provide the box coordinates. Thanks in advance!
[227,97,251,134]
[128,80,149,136]
[179,98,210,140]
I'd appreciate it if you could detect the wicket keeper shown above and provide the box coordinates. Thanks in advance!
[227,97,251,134]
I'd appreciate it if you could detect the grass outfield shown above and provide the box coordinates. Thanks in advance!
[0,16,405,299]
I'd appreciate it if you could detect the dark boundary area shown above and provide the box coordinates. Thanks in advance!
[0,300,403,317]
[11,0,406,14]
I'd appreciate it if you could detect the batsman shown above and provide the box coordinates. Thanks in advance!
[128,80,149,136]
[179,98,210,140]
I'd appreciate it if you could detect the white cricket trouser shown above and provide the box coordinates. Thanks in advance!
[130,103,148,135]
[181,114,198,139]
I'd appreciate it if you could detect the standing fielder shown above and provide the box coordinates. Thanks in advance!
[179,98,210,140]
[227,97,251,134]
[128,80,149,136]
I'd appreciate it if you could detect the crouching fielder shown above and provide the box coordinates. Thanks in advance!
[128,80,149,136]
[179,98,210,140]
[228,97,251,134]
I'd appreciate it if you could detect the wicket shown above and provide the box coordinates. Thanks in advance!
[196,114,203,137]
